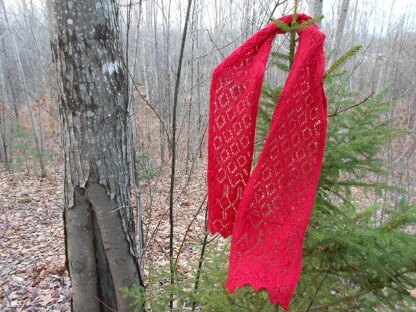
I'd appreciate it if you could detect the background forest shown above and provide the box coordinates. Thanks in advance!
[0,0,415,311]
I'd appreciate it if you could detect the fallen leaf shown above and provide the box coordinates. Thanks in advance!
[39,292,55,306]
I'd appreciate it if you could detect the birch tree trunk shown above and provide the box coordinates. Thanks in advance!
[49,0,143,311]
[310,0,323,27]
[333,0,351,58]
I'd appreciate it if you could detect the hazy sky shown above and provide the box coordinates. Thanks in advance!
[3,0,415,33]
[321,0,416,34]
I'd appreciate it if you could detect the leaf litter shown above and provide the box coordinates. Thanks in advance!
[0,153,213,311]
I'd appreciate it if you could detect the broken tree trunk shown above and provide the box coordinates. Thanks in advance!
[49,0,144,311]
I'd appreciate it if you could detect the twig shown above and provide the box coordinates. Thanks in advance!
[307,290,371,311]
[270,0,289,17]
[121,58,172,150]
[205,27,225,59]
[305,263,332,311]
[175,193,207,268]
[0,284,11,308]
[94,295,118,312]
[328,92,375,117]
[192,206,209,311]
[169,0,193,309]
[172,124,208,205]
[288,0,299,69]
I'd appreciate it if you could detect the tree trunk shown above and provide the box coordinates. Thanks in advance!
[0,124,6,163]
[0,56,8,164]
[49,1,144,311]
[310,0,323,27]
[168,0,193,308]
[332,0,351,59]
[127,2,145,261]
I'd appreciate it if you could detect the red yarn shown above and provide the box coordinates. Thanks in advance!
[207,14,327,310]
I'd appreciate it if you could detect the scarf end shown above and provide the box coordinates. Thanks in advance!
[225,278,292,311]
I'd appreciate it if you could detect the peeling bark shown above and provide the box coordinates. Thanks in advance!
[65,188,99,311]
[49,0,143,311]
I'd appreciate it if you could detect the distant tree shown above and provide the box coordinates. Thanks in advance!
[49,0,143,311]
[332,0,351,58]
[0,0,47,177]
[310,0,323,26]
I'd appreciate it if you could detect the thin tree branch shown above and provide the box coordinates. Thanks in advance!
[192,206,209,311]
[174,193,207,268]
[120,56,172,150]
[169,0,193,308]
[328,92,375,117]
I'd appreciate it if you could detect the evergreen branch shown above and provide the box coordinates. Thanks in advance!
[293,0,298,17]
[224,292,252,311]
[328,92,375,117]
[289,21,297,68]
[307,290,371,311]
[255,137,267,145]
[270,16,323,33]
[297,16,324,31]
[383,215,415,231]
[305,262,333,311]
[257,108,273,122]
[325,45,362,78]
[289,0,299,71]
[307,270,414,311]
[271,52,291,60]
[337,180,404,191]
[270,19,292,32]
[304,266,362,275]
[272,61,290,72]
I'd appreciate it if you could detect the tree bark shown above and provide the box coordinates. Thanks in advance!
[333,0,351,59]
[310,0,323,27]
[0,55,8,164]
[0,123,6,163]
[49,0,143,311]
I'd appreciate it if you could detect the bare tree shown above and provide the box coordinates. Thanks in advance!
[310,0,323,26]
[0,0,47,177]
[49,0,143,310]
[0,53,8,164]
[168,0,193,307]
[332,0,351,58]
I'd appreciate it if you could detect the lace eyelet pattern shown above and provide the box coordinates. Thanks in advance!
[208,14,327,311]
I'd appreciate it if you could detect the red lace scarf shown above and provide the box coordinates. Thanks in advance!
[207,14,327,310]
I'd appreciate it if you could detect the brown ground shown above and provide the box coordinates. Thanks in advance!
[0,166,70,311]
[0,157,210,311]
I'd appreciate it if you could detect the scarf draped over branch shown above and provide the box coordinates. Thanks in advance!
[207,13,327,310]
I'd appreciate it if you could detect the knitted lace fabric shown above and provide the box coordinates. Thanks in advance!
[207,14,327,310]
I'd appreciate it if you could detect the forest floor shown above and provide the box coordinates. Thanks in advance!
[0,158,210,311]
[0,166,70,311]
